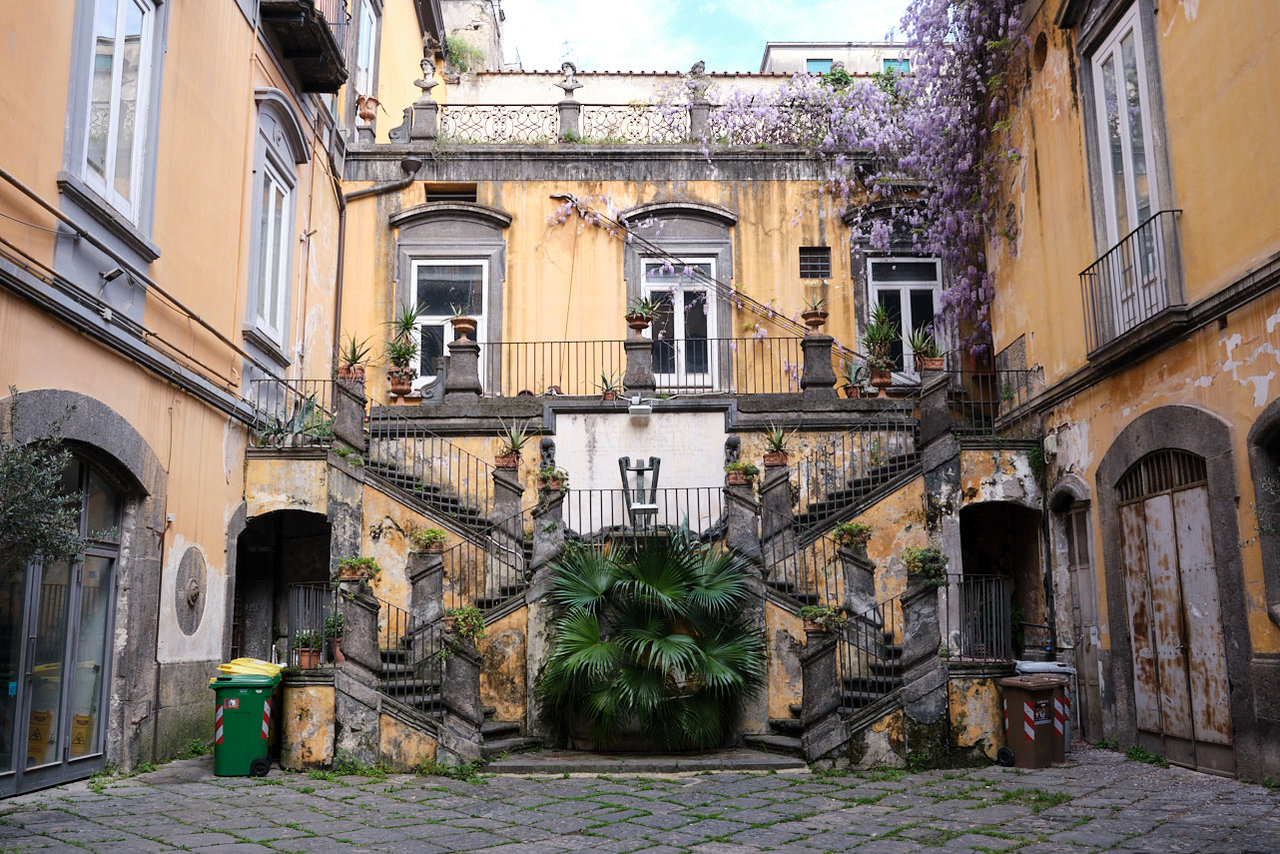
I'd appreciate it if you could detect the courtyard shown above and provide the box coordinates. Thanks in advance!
[0,747,1277,853]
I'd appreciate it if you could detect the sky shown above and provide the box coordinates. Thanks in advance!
[498,0,913,73]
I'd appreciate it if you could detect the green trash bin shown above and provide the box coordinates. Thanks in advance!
[209,673,279,777]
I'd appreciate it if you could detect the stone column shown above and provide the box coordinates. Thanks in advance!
[688,97,710,139]
[557,100,581,140]
[623,336,655,397]
[800,334,837,401]
[899,576,949,754]
[408,551,444,630]
[839,545,879,619]
[438,634,485,764]
[799,627,845,760]
[443,339,482,404]
[336,586,381,673]
[333,379,367,454]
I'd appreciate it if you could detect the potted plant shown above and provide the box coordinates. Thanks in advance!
[724,460,759,486]
[335,555,381,587]
[324,612,345,664]
[903,545,949,587]
[294,630,322,669]
[449,304,478,339]
[833,521,874,551]
[908,327,944,373]
[598,372,623,401]
[800,294,829,333]
[495,419,532,468]
[799,604,847,633]
[410,527,447,554]
[862,302,898,397]
[838,357,868,399]
[537,464,568,497]
[625,296,659,335]
[443,606,486,640]
[337,333,371,384]
[387,303,421,397]
[762,422,793,467]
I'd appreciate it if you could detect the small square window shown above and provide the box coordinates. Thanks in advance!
[806,59,833,74]
[883,58,910,74]
[799,247,831,279]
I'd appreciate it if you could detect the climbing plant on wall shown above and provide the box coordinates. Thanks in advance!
[537,532,766,751]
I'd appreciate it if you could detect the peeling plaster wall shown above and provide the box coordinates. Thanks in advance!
[379,711,438,770]
[764,601,804,721]
[281,682,337,770]
[478,607,528,726]
[245,456,330,519]
[948,675,1005,760]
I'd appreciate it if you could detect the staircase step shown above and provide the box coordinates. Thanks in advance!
[481,736,542,759]
[842,688,892,708]
[789,703,803,717]
[482,705,497,718]
[482,720,521,740]
[742,733,804,759]
[768,717,802,735]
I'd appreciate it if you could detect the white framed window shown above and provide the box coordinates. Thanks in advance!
[244,91,308,361]
[82,0,155,223]
[643,258,715,388]
[1091,4,1158,248]
[867,257,942,377]
[252,160,292,344]
[411,260,488,390]
[353,0,380,98]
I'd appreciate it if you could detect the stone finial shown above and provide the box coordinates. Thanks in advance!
[540,437,556,469]
[554,61,582,98]
[689,60,710,100]
[724,436,741,467]
[689,60,705,75]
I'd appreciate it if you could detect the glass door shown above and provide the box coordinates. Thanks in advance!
[2,458,119,796]
[644,259,715,390]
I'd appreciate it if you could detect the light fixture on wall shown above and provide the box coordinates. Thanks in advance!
[628,394,652,422]
[100,266,125,283]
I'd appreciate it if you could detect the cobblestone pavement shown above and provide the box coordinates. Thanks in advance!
[2,746,1278,853]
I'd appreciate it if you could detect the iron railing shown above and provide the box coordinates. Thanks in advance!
[835,593,905,717]
[940,574,1014,662]
[707,101,834,147]
[561,487,726,545]
[579,104,690,143]
[377,597,445,719]
[366,407,493,530]
[439,105,558,143]
[946,367,1039,440]
[652,336,805,395]
[286,583,338,668]
[249,378,335,449]
[482,340,627,397]
[762,525,843,608]
[441,506,531,614]
[1080,209,1182,354]
[315,0,350,54]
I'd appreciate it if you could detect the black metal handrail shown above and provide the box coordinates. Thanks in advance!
[249,378,336,449]
[944,366,1040,440]
[441,505,530,614]
[1080,209,1182,354]
[940,574,1014,662]
[483,340,626,397]
[366,406,494,528]
[835,592,905,716]
[377,596,445,720]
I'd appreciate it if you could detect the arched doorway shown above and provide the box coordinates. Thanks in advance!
[1116,449,1234,773]
[959,501,1047,660]
[2,455,124,794]
[231,510,331,665]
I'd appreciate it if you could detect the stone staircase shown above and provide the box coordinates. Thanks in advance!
[480,706,540,759]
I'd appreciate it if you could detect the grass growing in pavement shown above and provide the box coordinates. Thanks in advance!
[1124,744,1169,767]
[981,787,1072,813]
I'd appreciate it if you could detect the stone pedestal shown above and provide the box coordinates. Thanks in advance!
[800,628,845,759]
[410,99,438,141]
[839,545,879,619]
[800,335,837,400]
[439,634,485,764]
[623,336,655,396]
[689,98,710,138]
[443,339,482,404]
[557,99,581,140]
[333,379,367,454]
[408,551,444,630]
[336,586,380,673]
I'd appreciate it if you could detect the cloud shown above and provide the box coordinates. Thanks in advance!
[501,0,910,72]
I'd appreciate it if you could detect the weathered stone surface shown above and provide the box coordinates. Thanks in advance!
[280,678,335,770]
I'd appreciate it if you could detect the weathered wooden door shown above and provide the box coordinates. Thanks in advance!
[1117,450,1234,774]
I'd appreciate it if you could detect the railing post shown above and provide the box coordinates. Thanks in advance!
[336,586,380,672]
[489,465,526,600]
[838,543,878,618]
[333,379,367,454]
[623,336,655,396]
[800,334,837,400]
[438,632,485,764]
[918,371,953,448]
[526,455,564,739]
[331,585,383,765]
[444,339,483,404]
[899,575,950,758]
[688,97,710,139]
[799,626,844,760]
[530,439,565,571]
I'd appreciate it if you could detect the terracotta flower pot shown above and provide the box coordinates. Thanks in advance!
[495,452,520,469]
[870,366,893,398]
[726,471,751,486]
[388,369,413,397]
[763,451,788,467]
[450,316,478,339]
[602,390,617,401]
[625,314,651,335]
[443,614,457,632]
[914,355,945,373]
[329,638,345,664]
[296,647,321,669]
[801,309,828,333]
[842,384,862,399]
[337,364,366,383]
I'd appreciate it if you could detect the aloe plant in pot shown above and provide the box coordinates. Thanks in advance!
[862,302,899,398]
[386,303,422,397]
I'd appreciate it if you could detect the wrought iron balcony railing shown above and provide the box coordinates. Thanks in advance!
[1080,209,1182,355]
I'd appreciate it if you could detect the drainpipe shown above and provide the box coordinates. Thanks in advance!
[332,155,423,361]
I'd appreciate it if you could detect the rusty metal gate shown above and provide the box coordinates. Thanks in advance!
[1117,449,1234,775]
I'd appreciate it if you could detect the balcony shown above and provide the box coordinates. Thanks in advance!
[1080,209,1185,359]
[260,0,349,93]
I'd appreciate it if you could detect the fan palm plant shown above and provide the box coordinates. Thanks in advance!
[537,532,765,751]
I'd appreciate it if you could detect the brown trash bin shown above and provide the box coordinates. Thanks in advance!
[998,674,1068,768]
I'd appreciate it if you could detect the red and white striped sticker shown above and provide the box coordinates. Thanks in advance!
[215,703,224,745]
[1023,701,1035,741]
[1002,698,1008,740]
[1053,696,1065,736]
[261,699,271,739]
